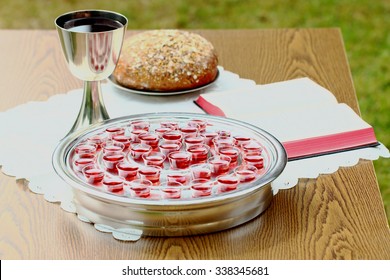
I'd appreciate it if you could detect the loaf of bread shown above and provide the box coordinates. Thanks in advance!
[113,29,218,92]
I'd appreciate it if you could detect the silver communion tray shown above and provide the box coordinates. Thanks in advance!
[52,112,287,237]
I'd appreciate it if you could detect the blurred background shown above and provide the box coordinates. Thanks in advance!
[0,0,389,221]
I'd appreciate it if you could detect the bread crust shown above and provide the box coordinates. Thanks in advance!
[113,30,218,92]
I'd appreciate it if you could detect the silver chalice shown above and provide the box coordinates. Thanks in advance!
[55,10,128,136]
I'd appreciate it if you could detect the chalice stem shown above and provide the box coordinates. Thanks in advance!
[67,80,109,136]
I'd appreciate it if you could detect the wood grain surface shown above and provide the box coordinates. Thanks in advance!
[0,29,389,259]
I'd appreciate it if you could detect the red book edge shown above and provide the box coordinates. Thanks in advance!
[194,96,378,160]
[283,127,378,160]
[194,96,226,117]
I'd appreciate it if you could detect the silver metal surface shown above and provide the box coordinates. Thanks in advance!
[53,112,287,237]
[55,10,127,136]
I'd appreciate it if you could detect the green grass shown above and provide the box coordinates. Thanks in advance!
[1,0,389,221]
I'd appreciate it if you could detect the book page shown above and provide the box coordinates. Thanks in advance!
[201,77,338,119]
[247,103,373,142]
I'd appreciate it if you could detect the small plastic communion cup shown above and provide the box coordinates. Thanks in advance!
[160,181,183,199]
[102,151,125,171]
[180,126,198,139]
[105,126,125,139]
[191,178,214,198]
[184,135,205,149]
[128,120,150,132]
[142,152,166,168]
[208,155,231,176]
[158,141,181,156]
[168,151,192,169]
[102,176,124,193]
[187,119,207,133]
[127,179,152,198]
[187,144,210,164]
[216,174,239,192]
[82,164,105,184]
[74,143,97,156]
[190,163,212,180]
[112,134,131,150]
[241,140,263,155]
[138,133,159,150]
[217,146,240,164]
[138,166,162,185]
[162,130,183,143]
[234,164,258,183]
[242,154,264,169]
[166,169,191,186]
[130,143,152,161]
[117,162,139,181]
[73,153,96,172]
[102,141,125,155]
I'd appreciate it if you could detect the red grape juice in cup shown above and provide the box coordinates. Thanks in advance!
[158,142,181,156]
[166,170,191,186]
[213,137,236,151]
[142,152,166,168]
[112,134,131,150]
[216,130,231,138]
[105,126,125,139]
[102,176,124,193]
[184,135,205,149]
[138,166,162,185]
[218,146,240,164]
[86,133,107,150]
[243,154,264,169]
[130,143,152,161]
[201,131,218,146]
[138,133,159,150]
[162,130,183,143]
[180,126,198,138]
[117,162,139,181]
[161,181,183,199]
[160,121,179,130]
[82,165,105,184]
[74,143,97,156]
[102,141,125,154]
[129,120,150,132]
[191,178,214,198]
[187,119,207,133]
[102,151,125,171]
[130,129,148,143]
[127,179,152,198]
[241,140,263,155]
[208,155,231,176]
[190,163,212,180]
[234,164,258,183]
[73,153,96,172]
[187,144,210,164]
[216,174,239,192]
[233,135,251,147]
[168,151,192,169]
[155,127,172,138]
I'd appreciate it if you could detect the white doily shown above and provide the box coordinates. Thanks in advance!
[0,67,388,241]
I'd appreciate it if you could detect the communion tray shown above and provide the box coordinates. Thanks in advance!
[52,112,287,237]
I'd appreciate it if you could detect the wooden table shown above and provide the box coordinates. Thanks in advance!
[0,29,389,260]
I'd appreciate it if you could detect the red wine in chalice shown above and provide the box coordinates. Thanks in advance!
[64,17,123,32]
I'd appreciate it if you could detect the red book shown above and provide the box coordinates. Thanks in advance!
[194,78,379,160]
